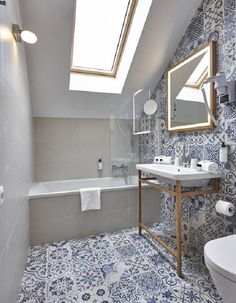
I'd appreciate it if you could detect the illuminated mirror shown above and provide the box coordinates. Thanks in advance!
[133,89,157,135]
[168,42,216,131]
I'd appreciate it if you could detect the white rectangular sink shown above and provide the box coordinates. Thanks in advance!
[136,164,220,185]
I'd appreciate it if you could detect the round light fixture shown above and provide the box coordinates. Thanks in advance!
[20,30,37,44]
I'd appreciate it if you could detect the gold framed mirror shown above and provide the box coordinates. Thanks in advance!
[167,41,216,132]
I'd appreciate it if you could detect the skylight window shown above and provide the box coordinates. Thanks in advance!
[70,0,152,93]
[71,0,137,76]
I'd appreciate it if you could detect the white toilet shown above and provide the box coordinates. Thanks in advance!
[204,234,236,303]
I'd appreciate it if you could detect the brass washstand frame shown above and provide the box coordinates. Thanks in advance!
[138,170,220,277]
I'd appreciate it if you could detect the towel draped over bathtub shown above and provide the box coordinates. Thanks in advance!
[80,187,101,211]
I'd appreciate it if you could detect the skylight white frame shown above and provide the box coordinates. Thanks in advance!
[69,0,153,94]
[185,69,208,88]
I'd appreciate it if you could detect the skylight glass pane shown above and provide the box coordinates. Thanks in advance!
[186,52,209,84]
[72,0,130,72]
[176,86,205,102]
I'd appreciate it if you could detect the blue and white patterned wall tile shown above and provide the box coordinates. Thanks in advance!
[225,118,236,144]
[224,0,236,12]
[140,0,236,253]
[204,0,224,42]
[228,145,236,170]
[224,103,236,119]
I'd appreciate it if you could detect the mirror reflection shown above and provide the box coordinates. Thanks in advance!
[168,42,215,131]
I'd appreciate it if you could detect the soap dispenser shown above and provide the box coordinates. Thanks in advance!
[98,158,103,170]
[219,143,228,163]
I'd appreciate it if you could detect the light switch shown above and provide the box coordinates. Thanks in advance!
[0,186,4,206]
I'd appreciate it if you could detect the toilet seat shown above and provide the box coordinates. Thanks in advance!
[204,234,236,283]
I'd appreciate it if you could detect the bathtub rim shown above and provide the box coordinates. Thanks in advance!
[29,176,145,199]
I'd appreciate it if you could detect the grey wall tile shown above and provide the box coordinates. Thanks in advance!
[0,0,33,301]
[29,188,161,246]
[34,117,111,181]
[34,117,137,182]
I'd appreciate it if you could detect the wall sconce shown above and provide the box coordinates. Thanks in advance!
[12,24,37,44]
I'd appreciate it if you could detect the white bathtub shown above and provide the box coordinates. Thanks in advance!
[29,176,161,246]
[29,175,139,199]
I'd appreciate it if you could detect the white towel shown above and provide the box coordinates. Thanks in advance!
[198,160,218,174]
[80,187,101,212]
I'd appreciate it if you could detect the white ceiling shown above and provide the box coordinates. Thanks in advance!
[20,0,201,119]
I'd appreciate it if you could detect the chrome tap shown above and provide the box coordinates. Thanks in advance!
[112,164,129,184]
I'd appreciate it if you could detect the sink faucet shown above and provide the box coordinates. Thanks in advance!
[182,146,193,167]
[182,152,191,167]
[174,142,184,165]
[174,142,191,167]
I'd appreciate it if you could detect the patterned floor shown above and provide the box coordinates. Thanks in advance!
[18,224,223,303]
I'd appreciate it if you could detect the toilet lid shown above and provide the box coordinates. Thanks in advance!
[204,235,236,282]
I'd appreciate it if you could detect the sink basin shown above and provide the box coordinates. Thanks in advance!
[136,164,221,186]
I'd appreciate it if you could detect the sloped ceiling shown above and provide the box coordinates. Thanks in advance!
[20,0,201,119]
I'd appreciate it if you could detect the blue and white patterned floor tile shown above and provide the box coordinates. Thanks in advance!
[18,225,223,303]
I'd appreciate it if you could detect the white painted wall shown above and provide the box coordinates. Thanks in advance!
[0,0,33,301]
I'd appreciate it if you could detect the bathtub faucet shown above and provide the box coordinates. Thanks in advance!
[112,164,129,184]
[112,164,128,170]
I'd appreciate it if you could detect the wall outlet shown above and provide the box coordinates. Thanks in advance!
[0,186,4,206]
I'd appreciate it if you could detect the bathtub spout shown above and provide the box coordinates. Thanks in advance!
[112,164,129,184]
